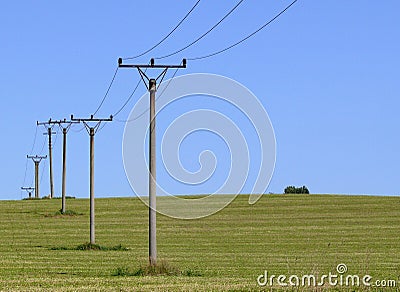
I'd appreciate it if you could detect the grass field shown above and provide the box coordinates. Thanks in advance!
[0,194,399,291]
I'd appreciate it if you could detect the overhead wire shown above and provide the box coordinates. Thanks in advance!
[39,134,48,156]
[38,127,60,196]
[21,1,299,197]
[21,125,39,196]
[35,130,48,188]
[157,67,180,100]
[155,0,244,60]
[40,159,47,187]
[29,125,39,154]
[113,67,149,118]
[52,126,60,148]
[71,124,86,133]
[28,134,48,187]
[188,0,298,61]
[113,78,142,117]
[96,122,108,134]
[123,0,202,60]
[94,0,197,117]
[116,0,295,120]
[93,66,119,116]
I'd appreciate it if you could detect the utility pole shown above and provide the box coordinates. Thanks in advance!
[71,114,113,245]
[37,120,57,198]
[27,155,47,198]
[38,119,78,212]
[118,57,186,266]
[61,126,67,212]
[21,187,35,199]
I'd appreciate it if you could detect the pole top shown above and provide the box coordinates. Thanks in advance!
[149,79,157,89]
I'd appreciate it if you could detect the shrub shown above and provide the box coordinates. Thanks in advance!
[113,267,131,276]
[284,185,309,194]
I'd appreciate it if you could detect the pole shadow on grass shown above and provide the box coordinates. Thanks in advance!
[50,243,129,251]
[43,209,84,217]
[112,260,203,277]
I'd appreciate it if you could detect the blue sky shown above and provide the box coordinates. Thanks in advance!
[0,1,399,200]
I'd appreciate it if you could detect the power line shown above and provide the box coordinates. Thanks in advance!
[93,66,119,116]
[30,135,47,187]
[40,159,47,187]
[39,136,47,154]
[21,159,30,198]
[155,0,244,60]
[30,125,39,154]
[123,0,202,60]
[71,124,86,133]
[113,78,142,117]
[53,126,60,146]
[158,67,180,100]
[21,125,39,196]
[188,0,298,61]
[113,67,149,117]
[96,122,107,134]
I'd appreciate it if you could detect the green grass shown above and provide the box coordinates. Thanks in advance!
[0,194,399,291]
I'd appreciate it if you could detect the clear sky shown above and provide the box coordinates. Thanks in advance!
[0,0,399,200]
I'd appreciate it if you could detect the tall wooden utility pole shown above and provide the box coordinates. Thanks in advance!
[38,119,77,212]
[71,114,113,245]
[27,155,47,198]
[61,126,67,212]
[37,121,56,198]
[118,57,186,266]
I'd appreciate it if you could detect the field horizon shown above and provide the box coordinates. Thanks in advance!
[1,194,399,291]
[11,191,400,202]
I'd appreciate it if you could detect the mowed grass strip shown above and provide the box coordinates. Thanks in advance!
[0,194,399,291]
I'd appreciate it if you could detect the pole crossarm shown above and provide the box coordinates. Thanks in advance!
[118,58,186,69]
[37,118,68,126]
[27,155,47,162]
[71,114,113,134]
[70,114,113,123]
[118,58,186,90]
[21,187,35,192]
[43,130,56,136]
[37,118,79,132]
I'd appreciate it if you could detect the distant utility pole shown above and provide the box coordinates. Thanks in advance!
[21,187,35,199]
[118,57,186,266]
[37,120,57,198]
[27,155,47,198]
[38,119,78,213]
[71,114,113,245]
